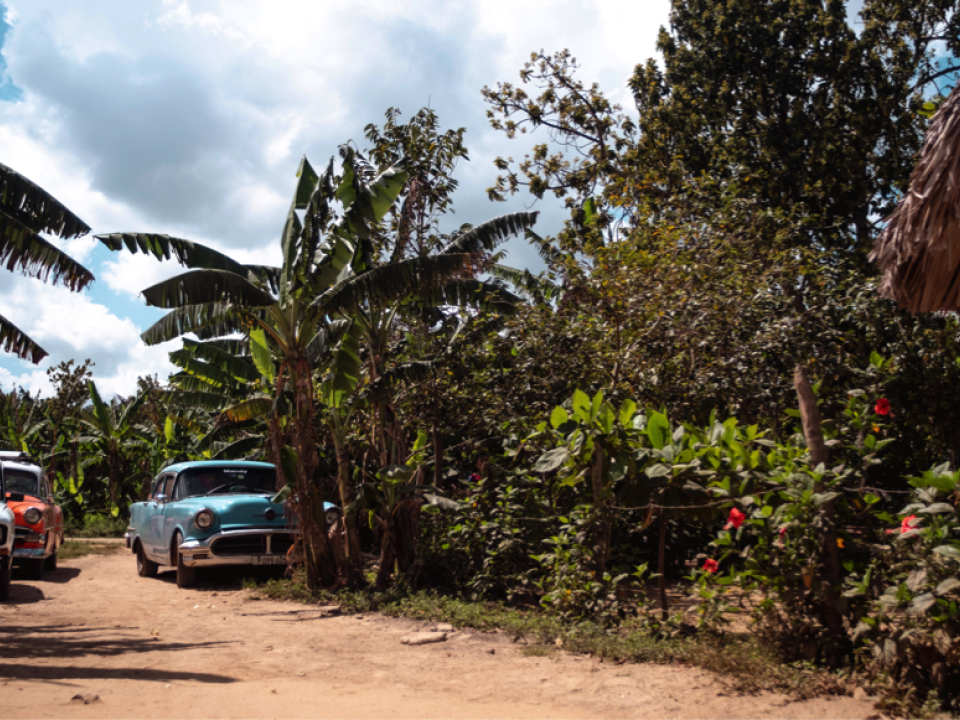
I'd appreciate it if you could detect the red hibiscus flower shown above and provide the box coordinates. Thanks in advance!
[724,507,746,530]
[778,527,787,537]
[703,559,719,574]
[886,514,918,535]
[874,398,891,416]
[469,473,481,484]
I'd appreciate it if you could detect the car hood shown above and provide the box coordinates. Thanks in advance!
[202,494,292,530]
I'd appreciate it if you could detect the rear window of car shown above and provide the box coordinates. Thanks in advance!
[177,466,277,499]
[4,468,39,496]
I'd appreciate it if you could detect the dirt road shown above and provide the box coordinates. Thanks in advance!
[0,551,877,719]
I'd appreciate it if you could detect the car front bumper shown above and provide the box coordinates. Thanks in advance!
[178,528,295,568]
[12,547,44,558]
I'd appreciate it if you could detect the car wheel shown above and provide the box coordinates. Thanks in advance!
[136,544,158,577]
[0,557,11,601]
[24,557,44,580]
[174,534,196,589]
[44,551,57,571]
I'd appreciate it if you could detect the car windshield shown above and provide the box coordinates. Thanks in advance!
[179,467,276,498]
[4,468,40,496]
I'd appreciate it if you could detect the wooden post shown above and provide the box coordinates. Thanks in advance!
[793,364,845,649]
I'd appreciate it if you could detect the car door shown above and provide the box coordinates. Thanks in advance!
[144,474,175,562]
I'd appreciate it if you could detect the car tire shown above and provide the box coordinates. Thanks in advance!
[24,557,44,580]
[44,551,57,571]
[136,544,158,577]
[0,557,11,601]
[174,534,196,589]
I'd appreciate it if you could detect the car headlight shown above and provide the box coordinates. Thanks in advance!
[23,507,42,525]
[324,509,340,527]
[195,509,215,530]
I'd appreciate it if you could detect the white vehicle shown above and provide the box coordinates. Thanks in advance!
[0,462,15,600]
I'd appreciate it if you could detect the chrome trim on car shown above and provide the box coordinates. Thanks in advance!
[178,528,295,568]
[12,547,44,558]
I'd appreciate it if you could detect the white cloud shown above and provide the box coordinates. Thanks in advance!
[0,0,670,394]
[0,275,178,397]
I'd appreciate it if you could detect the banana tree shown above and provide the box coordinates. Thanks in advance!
[0,162,94,363]
[77,382,151,511]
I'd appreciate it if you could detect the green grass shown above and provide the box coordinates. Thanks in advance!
[64,513,127,538]
[58,539,125,561]
[243,573,851,700]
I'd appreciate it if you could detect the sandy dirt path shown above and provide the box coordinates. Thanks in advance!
[0,551,877,719]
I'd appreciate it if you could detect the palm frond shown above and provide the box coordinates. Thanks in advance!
[211,436,264,460]
[524,229,569,267]
[167,357,238,390]
[246,265,282,294]
[197,338,250,357]
[95,232,250,276]
[440,212,539,255]
[0,162,91,238]
[313,253,470,316]
[0,211,95,291]
[487,264,558,304]
[223,396,275,423]
[304,318,350,364]
[415,278,522,314]
[194,419,261,453]
[168,390,233,413]
[179,338,260,384]
[141,303,246,345]
[117,391,149,430]
[0,312,47,364]
[142,269,276,309]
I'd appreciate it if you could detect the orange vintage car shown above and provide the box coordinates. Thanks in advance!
[0,452,64,579]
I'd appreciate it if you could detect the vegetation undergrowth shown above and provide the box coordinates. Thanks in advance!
[243,571,850,701]
[64,512,128,538]
[57,539,125,561]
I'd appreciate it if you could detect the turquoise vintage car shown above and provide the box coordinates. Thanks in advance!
[125,460,339,588]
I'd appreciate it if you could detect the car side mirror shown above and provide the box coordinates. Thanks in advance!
[155,494,167,503]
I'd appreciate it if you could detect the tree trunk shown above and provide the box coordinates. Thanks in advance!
[591,443,611,571]
[432,422,443,489]
[658,510,668,621]
[793,364,846,659]
[334,437,364,585]
[107,449,119,506]
[376,514,397,590]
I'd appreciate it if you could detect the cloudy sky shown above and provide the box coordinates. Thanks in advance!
[0,0,670,397]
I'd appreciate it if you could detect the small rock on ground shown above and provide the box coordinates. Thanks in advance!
[70,693,101,705]
[401,632,448,646]
[431,623,455,632]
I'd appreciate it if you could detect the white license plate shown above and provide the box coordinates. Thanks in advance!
[253,555,287,566]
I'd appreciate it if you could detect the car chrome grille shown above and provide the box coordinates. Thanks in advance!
[14,527,28,538]
[270,534,295,555]
[212,535,266,555]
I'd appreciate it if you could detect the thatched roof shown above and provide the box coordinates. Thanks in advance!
[870,85,960,313]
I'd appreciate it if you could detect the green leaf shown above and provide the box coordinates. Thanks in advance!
[646,411,670,450]
[272,482,295,504]
[550,406,569,429]
[934,545,960,563]
[619,399,637,427]
[533,447,569,473]
[141,269,275,309]
[572,389,591,423]
[935,577,960,596]
[249,328,276,382]
[920,503,956,514]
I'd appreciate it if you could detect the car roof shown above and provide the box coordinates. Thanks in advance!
[161,460,276,475]
[0,461,42,476]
